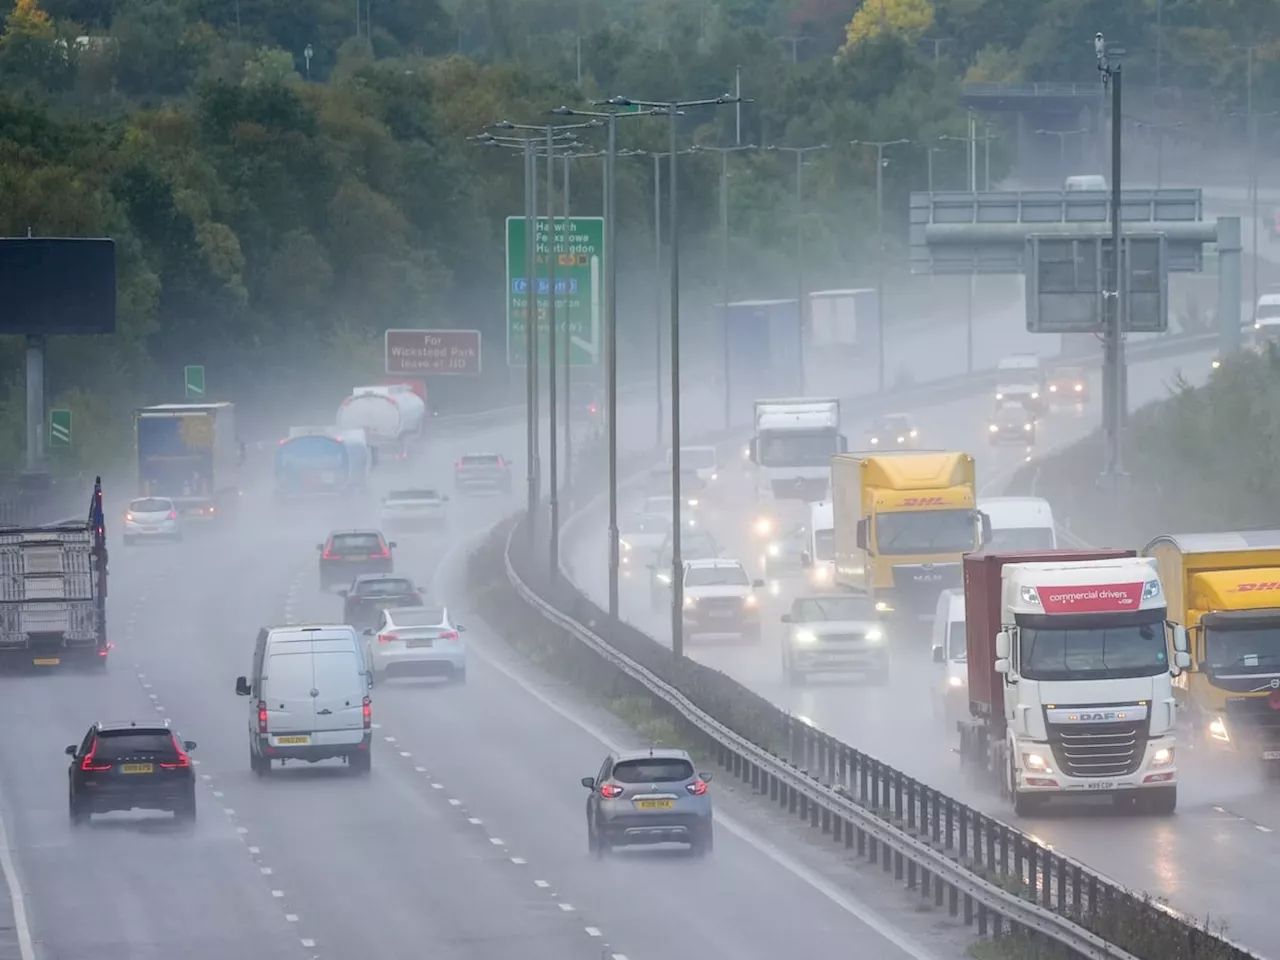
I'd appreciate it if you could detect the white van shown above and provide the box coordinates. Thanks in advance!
[668,445,719,483]
[235,624,372,776]
[977,497,1057,551]
[1064,174,1107,192]
[930,589,967,724]
[801,500,835,589]
[1255,294,1280,347]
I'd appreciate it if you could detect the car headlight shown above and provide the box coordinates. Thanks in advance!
[1209,716,1229,742]
[1023,423,1032,431]
[909,429,918,438]
[687,498,699,507]
[767,543,780,557]
[620,539,632,552]
[1030,391,1039,400]
[864,627,883,642]
[1150,747,1174,767]
[812,565,830,582]
[870,437,879,444]
[988,424,998,433]
[875,600,893,613]
[995,392,1004,400]
[1022,752,1052,773]
[1212,358,1222,369]
[1074,383,1083,392]
[793,630,817,645]
[743,594,757,608]
[710,473,718,481]
[947,675,965,688]
[753,517,773,537]
[656,572,671,584]
[1049,384,1058,392]
[683,595,696,608]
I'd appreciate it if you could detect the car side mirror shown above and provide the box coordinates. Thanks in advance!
[932,645,944,664]
[781,613,792,623]
[456,625,467,632]
[979,512,992,545]
[337,589,348,598]
[65,744,77,757]
[699,771,714,782]
[183,740,197,751]
[316,544,324,551]
[800,551,812,568]
[362,628,375,636]
[1174,651,1192,671]
[235,676,251,696]
[580,776,595,789]
[388,541,397,549]
[855,518,868,550]
[994,630,1011,660]
[752,579,765,589]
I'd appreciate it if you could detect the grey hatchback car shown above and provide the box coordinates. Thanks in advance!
[581,748,713,856]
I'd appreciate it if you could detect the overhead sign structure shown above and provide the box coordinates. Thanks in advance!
[385,329,481,376]
[184,365,205,399]
[0,237,116,335]
[49,409,71,448]
[1025,234,1169,334]
[505,216,603,368]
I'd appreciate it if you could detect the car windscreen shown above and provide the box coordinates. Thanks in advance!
[93,731,178,759]
[357,579,415,598]
[986,526,1056,551]
[685,565,749,587]
[947,621,967,660]
[680,532,719,556]
[612,758,694,783]
[682,448,716,470]
[461,455,500,466]
[330,533,383,554]
[129,498,172,513]
[388,607,445,627]
[792,596,875,621]
[878,416,910,433]
[388,490,439,501]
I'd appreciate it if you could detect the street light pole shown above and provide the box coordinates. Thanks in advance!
[701,144,756,428]
[545,123,561,574]
[1035,127,1089,176]
[851,138,910,392]
[1097,34,1126,484]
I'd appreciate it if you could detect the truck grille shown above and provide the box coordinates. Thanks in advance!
[1225,697,1280,745]
[1046,720,1146,778]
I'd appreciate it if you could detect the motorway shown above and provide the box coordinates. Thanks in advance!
[0,365,965,960]
[564,344,1280,952]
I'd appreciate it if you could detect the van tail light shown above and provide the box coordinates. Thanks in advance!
[80,742,110,772]
[257,701,268,734]
[168,511,178,520]
[438,630,459,642]
[160,736,190,769]
[686,779,708,796]
[599,783,624,799]
[362,696,372,729]
[378,633,397,643]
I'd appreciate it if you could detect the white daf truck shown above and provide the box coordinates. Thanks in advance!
[746,398,845,544]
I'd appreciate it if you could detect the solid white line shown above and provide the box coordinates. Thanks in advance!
[0,797,35,960]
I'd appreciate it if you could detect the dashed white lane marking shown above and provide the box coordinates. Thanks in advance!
[260,867,273,875]
[223,808,236,816]
[300,938,315,948]
[510,857,526,865]
[212,791,224,798]
[414,766,427,773]
[383,736,396,743]
[285,914,298,923]
[398,751,411,758]
[448,798,461,806]
[585,927,602,937]
[371,723,382,730]
[248,846,260,854]
[468,817,483,825]
[1258,825,1274,833]
[430,783,443,790]
[488,837,505,846]
[557,902,575,912]
[236,826,248,835]
[612,954,629,959]
[271,889,285,898]
[534,880,550,888]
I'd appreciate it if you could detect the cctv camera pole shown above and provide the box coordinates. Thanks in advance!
[851,139,910,392]
[1098,37,1126,483]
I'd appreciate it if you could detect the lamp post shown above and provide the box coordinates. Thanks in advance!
[1034,127,1089,174]
[850,138,910,391]
[1096,33,1127,486]
[767,144,827,393]
[699,144,756,428]
[607,93,746,658]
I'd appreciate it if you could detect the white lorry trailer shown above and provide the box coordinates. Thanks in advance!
[336,385,426,461]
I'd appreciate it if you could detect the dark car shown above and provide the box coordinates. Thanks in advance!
[455,453,514,496]
[318,529,395,591]
[341,574,422,630]
[988,404,1036,446]
[67,722,197,825]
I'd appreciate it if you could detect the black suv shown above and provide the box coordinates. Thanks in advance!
[454,453,513,496]
[67,722,197,825]
[318,529,395,591]
[341,574,422,630]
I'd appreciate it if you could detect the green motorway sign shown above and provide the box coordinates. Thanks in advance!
[49,409,71,448]
[184,365,205,399]
[505,216,603,368]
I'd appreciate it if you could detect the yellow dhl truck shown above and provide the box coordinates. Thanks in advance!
[1146,531,1280,765]
[831,451,988,616]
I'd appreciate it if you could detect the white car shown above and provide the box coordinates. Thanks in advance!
[380,488,448,528]
[681,558,764,641]
[642,494,697,527]
[364,606,466,684]
[123,497,182,544]
[668,445,719,483]
[620,513,671,575]
[781,592,889,685]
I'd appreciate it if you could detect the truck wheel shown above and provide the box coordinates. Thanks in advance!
[1142,786,1177,816]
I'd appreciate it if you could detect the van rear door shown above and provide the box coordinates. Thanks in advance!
[262,651,316,739]
[311,649,366,746]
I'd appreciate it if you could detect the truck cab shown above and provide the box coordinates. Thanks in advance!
[1146,531,1280,768]
[960,551,1189,816]
[747,398,846,503]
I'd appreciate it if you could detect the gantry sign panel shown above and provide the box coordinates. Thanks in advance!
[1025,234,1169,334]
[907,189,1204,275]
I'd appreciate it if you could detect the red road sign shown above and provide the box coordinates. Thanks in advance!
[384,329,482,376]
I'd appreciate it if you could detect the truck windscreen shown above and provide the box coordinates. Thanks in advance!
[758,430,837,467]
[986,526,1055,550]
[813,529,835,561]
[1205,624,1280,675]
[874,509,974,555]
[1018,615,1168,681]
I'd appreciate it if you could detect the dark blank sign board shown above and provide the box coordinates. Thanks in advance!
[0,238,116,336]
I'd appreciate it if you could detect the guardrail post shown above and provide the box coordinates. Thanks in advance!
[809,773,820,828]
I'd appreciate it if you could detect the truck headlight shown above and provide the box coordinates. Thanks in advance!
[875,600,893,613]
[988,424,998,433]
[683,596,696,608]
[896,435,905,443]
[767,542,780,557]
[1209,716,1230,742]
[1023,423,1032,431]
[1030,391,1040,400]
[1150,747,1174,767]
[1022,752,1052,773]
[864,628,883,643]
[995,392,1004,400]
[710,473,718,481]
[1074,383,1084,392]
[909,429,918,438]
[793,630,817,645]
[754,517,773,537]
[743,594,758,608]
[1049,384,1058,392]
[870,436,879,444]
[812,565,830,583]
[620,539,632,552]
[687,498,699,507]
[947,675,965,688]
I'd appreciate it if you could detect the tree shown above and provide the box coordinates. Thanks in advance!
[840,0,934,55]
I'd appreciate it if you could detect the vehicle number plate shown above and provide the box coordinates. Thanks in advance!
[121,763,153,774]
[709,609,734,617]
[1263,751,1280,761]
[32,657,59,666]
[1085,781,1115,790]
[634,799,675,810]
[320,472,336,484]
[407,639,433,648]
[275,735,311,745]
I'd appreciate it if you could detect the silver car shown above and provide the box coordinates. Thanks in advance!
[379,488,448,529]
[780,593,889,685]
[582,747,713,856]
[123,497,182,544]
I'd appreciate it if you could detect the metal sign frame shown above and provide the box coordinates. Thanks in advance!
[1025,233,1168,334]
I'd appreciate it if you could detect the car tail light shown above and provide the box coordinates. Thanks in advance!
[438,630,459,642]
[362,696,372,729]
[80,741,110,772]
[160,736,190,769]
[369,550,389,559]
[686,779,708,796]
[124,512,134,522]
[455,460,463,471]
[168,511,178,520]
[378,633,397,643]
[258,701,268,734]
[599,783,623,799]
[588,404,597,414]
[322,546,337,559]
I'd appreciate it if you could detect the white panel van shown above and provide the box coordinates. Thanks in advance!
[977,497,1057,551]
[931,589,968,724]
[235,624,372,776]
